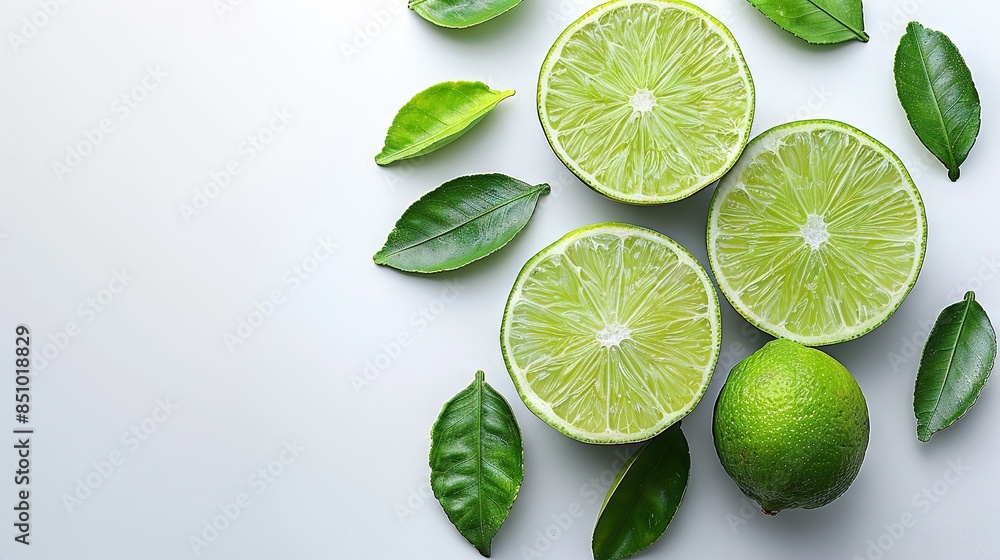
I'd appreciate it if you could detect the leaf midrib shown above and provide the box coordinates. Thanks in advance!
[378,90,513,163]
[911,27,958,171]
[474,373,487,553]
[925,296,974,430]
[596,443,670,559]
[377,183,546,260]
[802,0,868,42]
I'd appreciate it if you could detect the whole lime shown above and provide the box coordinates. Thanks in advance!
[713,339,869,515]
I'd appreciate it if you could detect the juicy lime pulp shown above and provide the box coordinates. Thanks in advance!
[708,120,927,346]
[501,223,721,444]
[538,0,755,205]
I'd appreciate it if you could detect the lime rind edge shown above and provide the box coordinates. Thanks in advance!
[500,222,722,444]
[706,119,928,347]
[536,0,756,206]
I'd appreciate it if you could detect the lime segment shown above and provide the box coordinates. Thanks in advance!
[708,120,927,346]
[501,223,721,444]
[538,0,755,204]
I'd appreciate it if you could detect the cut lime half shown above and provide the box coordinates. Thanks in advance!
[708,120,927,346]
[538,0,755,205]
[501,223,721,444]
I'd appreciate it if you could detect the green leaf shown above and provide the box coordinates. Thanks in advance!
[592,424,690,560]
[409,0,523,29]
[374,173,549,273]
[746,0,869,44]
[894,21,981,181]
[914,292,996,442]
[376,81,514,165]
[430,371,524,557]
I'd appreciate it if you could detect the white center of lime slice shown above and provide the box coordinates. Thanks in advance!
[629,89,657,115]
[800,214,830,250]
[596,323,632,347]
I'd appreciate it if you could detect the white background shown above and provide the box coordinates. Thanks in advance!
[1,0,998,559]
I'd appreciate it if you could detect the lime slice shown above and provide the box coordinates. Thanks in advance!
[708,120,927,346]
[537,0,755,205]
[501,223,721,444]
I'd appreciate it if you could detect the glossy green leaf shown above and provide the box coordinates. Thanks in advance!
[894,21,981,181]
[914,292,996,442]
[593,424,690,560]
[746,0,868,44]
[430,371,524,557]
[374,173,549,273]
[376,81,514,165]
[409,0,523,29]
